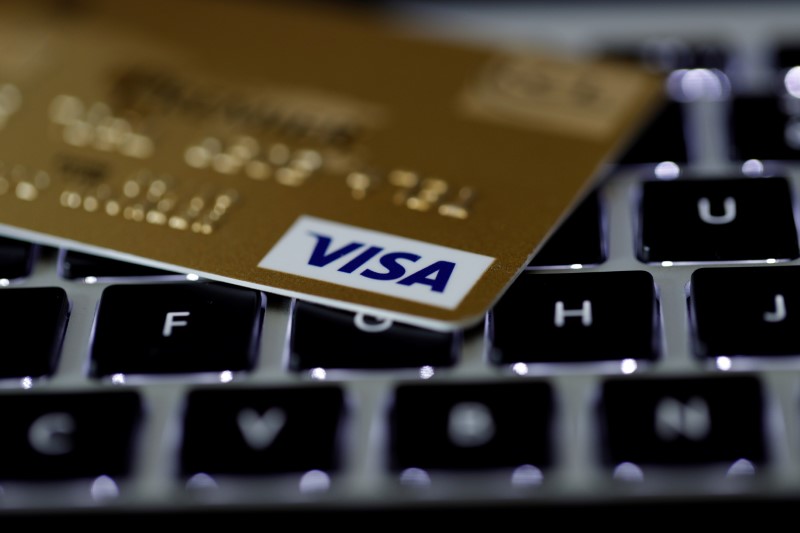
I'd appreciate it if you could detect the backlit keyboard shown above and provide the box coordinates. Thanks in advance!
[2,0,800,522]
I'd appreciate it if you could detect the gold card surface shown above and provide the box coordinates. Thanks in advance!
[0,0,662,330]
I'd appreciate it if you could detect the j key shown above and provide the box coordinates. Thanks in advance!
[731,97,800,161]
[617,101,688,165]
[0,236,35,280]
[90,283,264,376]
[638,178,799,263]
[528,191,605,268]
[60,250,175,280]
[691,265,800,357]
[601,376,765,466]
[490,271,657,364]
[181,386,344,475]
[288,301,456,370]
[0,287,69,378]
[0,391,141,479]
[390,382,552,470]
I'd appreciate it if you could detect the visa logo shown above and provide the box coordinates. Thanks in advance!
[258,216,495,309]
[307,233,455,293]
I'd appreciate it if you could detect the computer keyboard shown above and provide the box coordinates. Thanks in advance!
[2,0,800,523]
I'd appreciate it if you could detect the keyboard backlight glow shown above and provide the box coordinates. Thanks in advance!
[186,273,200,281]
[654,161,680,180]
[419,366,434,379]
[299,470,331,493]
[620,358,638,374]
[111,373,126,384]
[511,362,529,376]
[786,66,800,99]
[310,367,327,380]
[399,468,431,487]
[613,462,644,482]
[511,464,543,487]
[84,276,98,284]
[0,278,9,287]
[668,68,729,101]
[661,261,674,267]
[716,356,732,371]
[186,473,218,490]
[727,458,756,477]
[90,475,119,502]
[742,159,765,176]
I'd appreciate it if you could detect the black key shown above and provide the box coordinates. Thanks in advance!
[638,178,799,263]
[617,101,688,165]
[0,237,35,280]
[691,265,800,357]
[490,271,657,364]
[60,250,175,279]
[604,39,728,72]
[0,287,69,378]
[390,382,552,470]
[600,376,765,466]
[528,191,605,268]
[0,391,141,479]
[288,301,456,370]
[181,386,344,475]
[90,283,264,376]
[731,97,800,161]
[776,43,800,70]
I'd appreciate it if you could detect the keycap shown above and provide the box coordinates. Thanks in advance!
[390,381,552,470]
[0,391,141,479]
[90,283,265,376]
[601,376,765,466]
[638,177,799,263]
[0,287,69,378]
[617,101,688,164]
[776,43,800,70]
[731,97,800,161]
[60,250,175,280]
[605,39,728,72]
[528,191,605,268]
[181,386,344,475]
[691,265,800,357]
[490,271,658,364]
[0,236,35,280]
[288,301,456,370]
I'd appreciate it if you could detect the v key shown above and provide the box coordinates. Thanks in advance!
[237,407,287,450]
[181,387,345,475]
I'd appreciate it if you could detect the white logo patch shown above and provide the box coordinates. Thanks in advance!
[258,216,495,309]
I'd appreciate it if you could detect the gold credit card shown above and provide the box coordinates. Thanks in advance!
[0,0,662,331]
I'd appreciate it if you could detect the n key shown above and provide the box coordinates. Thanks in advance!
[601,376,765,466]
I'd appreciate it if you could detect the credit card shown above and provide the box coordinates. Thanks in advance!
[0,0,663,331]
